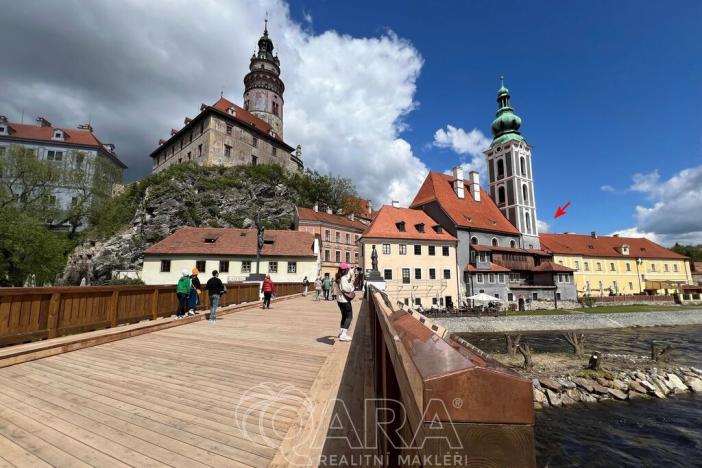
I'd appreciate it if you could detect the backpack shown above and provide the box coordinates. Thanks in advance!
[177,276,191,294]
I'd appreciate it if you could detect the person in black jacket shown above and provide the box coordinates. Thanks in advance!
[206,270,225,323]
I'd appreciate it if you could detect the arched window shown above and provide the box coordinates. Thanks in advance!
[471,236,478,245]
[520,156,526,176]
[491,237,498,247]
[522,184,529,204]
[496,159,505,179]
[497,186,506,205]
[525,212,531,233]
[510,239,516,248]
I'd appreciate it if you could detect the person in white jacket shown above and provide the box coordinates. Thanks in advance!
[334,262,354,342]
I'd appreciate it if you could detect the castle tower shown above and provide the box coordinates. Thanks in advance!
[484,78,540,249]
[243,19,284,138]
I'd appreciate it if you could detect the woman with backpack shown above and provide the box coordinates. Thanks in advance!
[334,262,354,342]
[188,268,201,315]
[176,270,191,319]
[261,275,275,309]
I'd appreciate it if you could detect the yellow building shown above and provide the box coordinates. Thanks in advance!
[360,205,460,309]
[540,233,691,297]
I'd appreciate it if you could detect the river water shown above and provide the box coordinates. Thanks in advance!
[463,325,702,467]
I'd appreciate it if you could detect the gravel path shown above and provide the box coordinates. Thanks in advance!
[433,309,702,333]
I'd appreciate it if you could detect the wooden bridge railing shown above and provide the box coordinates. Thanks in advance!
[0,281,304,347]
[367,286,536,467]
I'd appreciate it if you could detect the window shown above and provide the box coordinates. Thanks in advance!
[525,212,531,233]
[532,292,538,300]
[198,144,202,156]
[187,151,191,160]
[510,239,517,248]
[596,262,602,271]
[224,145,232,156]
[402,268,410,284]
[272,101,279,116]
[664,264,669,272]
[226,125,233,135]
[336,232,341,243]
[287,262,297,273]
[522,185,529,204]
[491,238,498,247]
[497,159,505,179]
[382,244,391,255]
[651,264,657,272]
[494,294,500,299]
[479,252,487,262]
[324,250,330,262]
[219,260,229,273]
[251,155,258,165]
[628,282,634,290]
[271,147,277,157]
[160,260,171,272]
[476,273,484,284]
[471,236,478,245]
[414,268,422,280]
[556,292,561,300]
[489,273,495,284]
[442,246,449,256]
[345,251,350,263]
[384,269,393,280]
[520,156,526,175]
[497,186,506,204]
[240,262,252,275]
[508,293,514,301]
[414,245,421,255]
[584,262,590,271]
[268,261,278,273]
[498,273,505,283]
[429,268,436,280]
[415,223,425,233]
[335,251,341,262]
[395,222,406,232]
[625,262,631,271]
[345,234,351,245]
[610,262,616,272]
[75,153,85,168]
[189,133,193,143]
[415,298,422,306]
[46,150,63,161]
[398,244,407,255]
[196,260,206,273]
[252,137,258,148]
[613,280,618,291]
[428,245,436,256]
[325,230,331,242]
[673,264,678,272]
[443,269,451,279]
[574,261,580,270]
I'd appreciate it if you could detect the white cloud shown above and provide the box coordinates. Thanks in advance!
[614,165,702,245]
[609,227,663,244]
[537,219,550,233]
[433,125,490,180]
[0,0,428,207]
[600,185,615,193]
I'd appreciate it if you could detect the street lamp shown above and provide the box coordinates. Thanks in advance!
[636,257,644,294]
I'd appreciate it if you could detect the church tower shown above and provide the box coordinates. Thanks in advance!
[484,78,540,249]
[243,19,285,139]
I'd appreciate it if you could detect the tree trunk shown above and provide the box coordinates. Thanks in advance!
[564,332,586,357]
[505,334,521,357]
[517,343,533,370]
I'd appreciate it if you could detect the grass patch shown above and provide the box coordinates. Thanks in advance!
[575,369,614,380]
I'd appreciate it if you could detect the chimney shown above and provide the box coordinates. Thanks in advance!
[368,200,372,215]
[184,117,192,125]
[591,231,598,239]
[391,200,400,208]
[349,213,355,221]
[0,115,8,123]
[77,123,94,132]
[313,202,319,212]
[36,116,51,128]
[158,139,166,146]
[452,166,465,199]
[326,206,333,214]
[469,171,481,202]
[612,234,619,237]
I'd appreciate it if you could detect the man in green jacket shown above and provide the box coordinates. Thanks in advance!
[176,270,191,319]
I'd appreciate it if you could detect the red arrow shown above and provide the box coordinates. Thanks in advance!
[554,201,571,219]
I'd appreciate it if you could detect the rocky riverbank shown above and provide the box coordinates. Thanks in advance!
[435,310,702,333]
[531,365,702,409]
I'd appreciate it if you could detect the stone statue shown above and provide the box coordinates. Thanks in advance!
[255,213,265,275]
[371,245,378,271]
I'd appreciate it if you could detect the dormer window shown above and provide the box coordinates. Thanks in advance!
[621,244,630,256]
[203,236,219,244]
[227,107,236,116]
[414,223,425,233]
[395,222,406,232]
[432,225,443,234]
[0,124,7,135]
[52,129,64,141]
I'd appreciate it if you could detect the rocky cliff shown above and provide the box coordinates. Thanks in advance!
[63,163,345,284]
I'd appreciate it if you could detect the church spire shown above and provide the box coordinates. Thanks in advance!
[490,76,523,144]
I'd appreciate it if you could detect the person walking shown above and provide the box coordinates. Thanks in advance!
[302,276,309,297]
[334,263,354,341]
[176,270,191,319]
[322,275,331,301]
[188,268,201,315]
[314,277,322,301]
[206,270,225,323]
[261,275,275,309]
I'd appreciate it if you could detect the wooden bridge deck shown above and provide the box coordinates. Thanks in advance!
[0,296,358,467]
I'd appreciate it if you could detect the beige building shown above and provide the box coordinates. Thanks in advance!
[141,227,318,285]
[294,205,368,278]
[541,233,692,296]
[360,205,460,309]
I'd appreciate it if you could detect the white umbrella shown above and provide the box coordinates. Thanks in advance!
[467,292,504,302]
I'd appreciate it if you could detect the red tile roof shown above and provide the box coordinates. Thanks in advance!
[410,171,519,235]
[540,233,687,260]
[472,244,552,256]
[464,262,511,272]
[1,122,127,168]
[531,261,575,272]
[297,207,367,231]
[144,227,316,257]
[361,205,457,242]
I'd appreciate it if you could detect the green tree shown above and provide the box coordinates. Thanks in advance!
[0,208,67,286]
[0,145,61,219]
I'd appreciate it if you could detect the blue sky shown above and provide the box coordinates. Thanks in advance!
[287,0,702,242]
